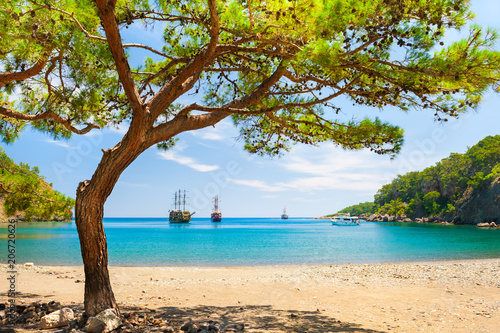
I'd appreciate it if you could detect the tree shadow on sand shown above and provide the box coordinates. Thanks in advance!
[122,304,385,333]
[0,292,56,299]
[1,300,385,332]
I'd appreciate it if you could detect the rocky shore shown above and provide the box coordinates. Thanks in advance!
[363,213,499,227]
[1,260,499,332]
[316,213,499,228]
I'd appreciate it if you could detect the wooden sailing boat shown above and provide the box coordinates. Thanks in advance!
[169,189,195,223]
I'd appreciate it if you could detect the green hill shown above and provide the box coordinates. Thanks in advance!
[333,135,500,224]
[0,147,74,222]
[326,202,378,217]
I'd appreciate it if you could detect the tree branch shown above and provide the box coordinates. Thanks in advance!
[44,60,57,96]
[177,75,357,116]
[147,0,220,119]
[30,0,107,42]
[122,43,175,60]
[150,61,289,143]
[217,44,294,58]
[0,57,49,87]
[0,106,100,135]
[138,57,191,93]
[203,66,264,75]
[149,66,359,147]
[94,0,143,116]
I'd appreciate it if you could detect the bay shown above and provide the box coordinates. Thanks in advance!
[1,217,499,266]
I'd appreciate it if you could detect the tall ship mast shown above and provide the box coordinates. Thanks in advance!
[211,195,222,222]
[281,206,289,219]
[169,189,195,223]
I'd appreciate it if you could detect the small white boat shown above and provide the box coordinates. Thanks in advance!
[330,213,360,226]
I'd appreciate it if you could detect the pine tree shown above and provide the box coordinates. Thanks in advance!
[1,0,499,315]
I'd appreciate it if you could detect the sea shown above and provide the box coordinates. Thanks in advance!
[1,217,499,266]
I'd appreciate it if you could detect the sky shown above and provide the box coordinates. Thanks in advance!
[2,0,500,218]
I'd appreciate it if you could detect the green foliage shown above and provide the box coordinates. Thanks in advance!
[339,135,500,219]
[156,138,179,151]
[467,171,486,189]
[443,203,456,215]
[423,191,441,216]
[372,135,500,218]
[0,147,74,221]
[2,0,499,159]
[0,0,121,142]
[332,201,377,216]
[377,198,409,217]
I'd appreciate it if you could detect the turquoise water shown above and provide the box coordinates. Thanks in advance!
[1,218,499,266]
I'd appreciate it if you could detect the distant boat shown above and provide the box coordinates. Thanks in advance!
[281,207,289,219]
[211,195,222,222]
[330,213,360,226]
[169,189,195,223]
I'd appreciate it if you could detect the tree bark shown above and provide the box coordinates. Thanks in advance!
[75,180,118,317]
[74,131,149,316]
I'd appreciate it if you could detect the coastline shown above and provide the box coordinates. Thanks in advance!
[315,214,500,228]
[2,259,499,332]
[0,219,73,224]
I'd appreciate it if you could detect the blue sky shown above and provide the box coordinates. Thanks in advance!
[3,0,500,218]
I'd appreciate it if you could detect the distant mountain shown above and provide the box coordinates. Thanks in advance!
[0,147,74,222]
[333,135,500,225]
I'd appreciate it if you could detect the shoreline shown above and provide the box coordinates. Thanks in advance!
[9,256,500,267]
[2,259,499,332]
[9,256,500,268]
[315,215,500,227]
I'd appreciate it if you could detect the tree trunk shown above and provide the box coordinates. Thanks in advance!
[74,133,149,316]
[75,180,118,317]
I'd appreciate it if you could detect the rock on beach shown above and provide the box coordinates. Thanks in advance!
[477,221,498,228]
[86,309,122,333]
[40,308,74,329]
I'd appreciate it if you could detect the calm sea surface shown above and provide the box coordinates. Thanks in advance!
[1,218,499,266]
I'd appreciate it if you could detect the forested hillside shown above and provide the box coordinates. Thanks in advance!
[334,135,500,223]
[328,202,378,217]
[0,147,74,221]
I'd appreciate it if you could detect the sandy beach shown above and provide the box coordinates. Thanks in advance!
[1,259,499,332]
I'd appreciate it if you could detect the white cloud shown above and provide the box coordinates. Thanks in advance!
[157,145,219,172]
[83,130,102,137]
[276,174,388,193]
[46,139,76,149]
[230,145,401,193]
[229,179,286,192]
[291,196,327,203]
[280,147,393,175]
[189,119,237,141]
[191,129,226,141]
[277,146,395,191]
[230,173,386,194]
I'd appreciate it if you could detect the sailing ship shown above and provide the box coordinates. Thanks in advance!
[281,207,289,219]
[169,189,195,223]
[211,195,222,222]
